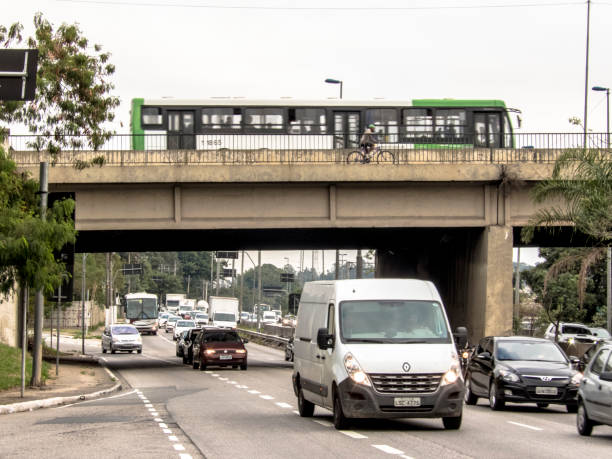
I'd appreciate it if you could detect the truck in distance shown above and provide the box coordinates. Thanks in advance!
[209,296,239,329]
[165,293,186,314]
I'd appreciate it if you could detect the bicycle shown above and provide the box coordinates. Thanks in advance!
[346,145,395,164]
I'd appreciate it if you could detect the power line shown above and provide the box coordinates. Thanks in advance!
[58,0,585,11]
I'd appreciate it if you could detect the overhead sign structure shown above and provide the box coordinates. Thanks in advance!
[216,251,239,259]
[122,263,143,275]
[263,285,284,296]
[222,268,237,278]
[0,49,38,101]
[280,273,295,283]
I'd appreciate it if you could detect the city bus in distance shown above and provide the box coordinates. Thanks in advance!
[130,98,519,151]
[125,292,159,335]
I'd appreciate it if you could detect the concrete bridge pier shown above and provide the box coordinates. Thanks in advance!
[375,225,513,343]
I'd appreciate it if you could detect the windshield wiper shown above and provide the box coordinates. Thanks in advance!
[346,339,386,343]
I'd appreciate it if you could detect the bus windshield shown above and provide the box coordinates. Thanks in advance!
[339,300,451,343]
[126,298,157,320]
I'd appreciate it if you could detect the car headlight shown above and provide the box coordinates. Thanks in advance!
[344,353,371,386]
[235,349,246,354]
[571,372,583,386]
[205,349,216,355]
[499,368,520,383]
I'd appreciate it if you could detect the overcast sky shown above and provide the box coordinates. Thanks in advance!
[7,1,606,269]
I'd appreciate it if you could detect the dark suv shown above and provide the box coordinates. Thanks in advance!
[192,328,248,371]
[464,336,582,411]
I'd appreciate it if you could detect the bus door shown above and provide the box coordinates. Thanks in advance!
[333,111,360,149]
[473,112,502,148]
[168,110,195,149]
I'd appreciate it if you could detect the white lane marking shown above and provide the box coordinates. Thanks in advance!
[179,455,192,459]
[248,390,261,394]
[260,395,274,400]
[211,374,219,377]
[173,444,185,451]
[236,385,248,389]
[275,402,293,409]
[218,377,228,381]
[151,412,159,416]
[227,381,237,384]
[159,423,168,428]
[139,353,179,364]
[372,445,405,455]
[292,410,300,415]
[163,428,172,434]
[340,431,368,439]
[154,418,163,422]
[204,371,213,374]
[400,455,415,459]
[507,421,543,431]
[57,389,136,408]
[168,435,178,442]
[148,408,156,412]
[313,419,333,427]
[145,404,153,408]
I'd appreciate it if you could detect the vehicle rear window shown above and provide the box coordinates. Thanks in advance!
[177,321,195,327]
[204,332,241,343]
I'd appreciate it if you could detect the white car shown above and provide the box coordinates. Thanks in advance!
[157,312,170,328]
[261,311,277,325]
[544,322,599,344]
[101,324,142,354]
[174,320,197,340]
[194,312,209,327]
[165,315,180,334]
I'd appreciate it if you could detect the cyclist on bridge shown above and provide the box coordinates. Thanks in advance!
[359,123,380,160]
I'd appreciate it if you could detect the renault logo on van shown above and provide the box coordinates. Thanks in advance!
[402,362,411,372]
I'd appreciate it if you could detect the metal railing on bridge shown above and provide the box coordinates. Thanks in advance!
[7,132,611,166]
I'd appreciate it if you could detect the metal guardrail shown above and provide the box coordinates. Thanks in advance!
[6,132,611,166]
[237,328,289,347]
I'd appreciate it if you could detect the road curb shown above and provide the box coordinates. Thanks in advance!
[0,358,123,415]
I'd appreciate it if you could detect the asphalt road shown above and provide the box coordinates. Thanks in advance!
[1,333,610,458]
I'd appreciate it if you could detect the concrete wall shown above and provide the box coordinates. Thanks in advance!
[0,291,18,347]
[43,301,105,329]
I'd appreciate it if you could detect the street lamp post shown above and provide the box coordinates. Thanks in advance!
[592,86,610,148]
[324,78,343,99]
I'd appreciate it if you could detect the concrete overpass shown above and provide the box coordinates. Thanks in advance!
[13,147,574,342]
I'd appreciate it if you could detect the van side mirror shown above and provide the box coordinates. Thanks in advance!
[316,328,334,350]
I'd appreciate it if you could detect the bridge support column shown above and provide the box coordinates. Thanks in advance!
[467,225,513,342]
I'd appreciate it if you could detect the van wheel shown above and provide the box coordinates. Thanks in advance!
[333,394,349,430]
[297,388,314,417]
[464,376,478,405]
[489,381,505,410]
[442,414,462,430]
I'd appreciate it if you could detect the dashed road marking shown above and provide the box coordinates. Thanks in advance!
[179,455,192,459]
[248,390,261,394]
[292,410,300,415]
[163,428,172,434]
[173,444,185,451]
[275,402,293,409]
[159,423,168,428]
[219,377,228,381]
[373,445,405,455]
[151,411,159,416]
[168,435,178,442]
[154,418,163,422]
[313,419,333,427]
[260,395,274,400]
[236,385,248,389]
[145,404,153,408]
[228,381,237,384]
[507,421,543,431]
[340,431,368,439]
[211,374,219,377]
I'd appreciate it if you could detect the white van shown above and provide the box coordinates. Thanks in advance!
[292,279,464,430]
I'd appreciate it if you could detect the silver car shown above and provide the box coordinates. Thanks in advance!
[101,324,142,354]
[577,342,612,436]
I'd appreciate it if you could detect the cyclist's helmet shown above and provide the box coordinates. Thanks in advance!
[368,124,375,129]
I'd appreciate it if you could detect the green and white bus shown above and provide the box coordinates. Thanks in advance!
[130,98,518,151]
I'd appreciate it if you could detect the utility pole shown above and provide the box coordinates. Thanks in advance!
[257,250,262,331]
[583,0,592,147]
[31,161,48,387]
[356,249,363,279]
[607,247,611,334]
[335,250,340,280]
[81,253,87,355]
[514,248,521,330]
[106,252,111,325]
[215,259,220,295]
[240,251,245,316]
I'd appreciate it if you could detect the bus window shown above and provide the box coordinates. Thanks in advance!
[202,108,242,130]
[434,109,467,142]
[402,108,433,142]
[287,108,327,134]
[245,108,284,130]
[142,107,162,126]
[365,109,398,142]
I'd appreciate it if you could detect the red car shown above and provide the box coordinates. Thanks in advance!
[192,328,248,371]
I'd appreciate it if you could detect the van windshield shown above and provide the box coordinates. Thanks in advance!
[339,300,451,343]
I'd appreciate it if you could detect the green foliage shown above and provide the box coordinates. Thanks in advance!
[522,148,611,245]
[0,13,119,154]
[0,146,76,295]
[0,342,49,391]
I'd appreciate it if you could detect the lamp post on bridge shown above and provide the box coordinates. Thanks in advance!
[592,86,610,148]
[324,78,343,99]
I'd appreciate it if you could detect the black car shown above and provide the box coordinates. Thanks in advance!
[176,328,201,364]
[284,336,294,362]
[464,336,582,412]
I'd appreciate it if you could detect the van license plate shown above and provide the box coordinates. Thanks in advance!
[219,354,232,360]
[394,397,421,407]
[535,387,557,395]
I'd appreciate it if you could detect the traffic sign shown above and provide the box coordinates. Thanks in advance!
[222,268,237,277]
[280,273,295,283]
[122,263,143,275]
[0,49,38,101]
[216,251,239,259]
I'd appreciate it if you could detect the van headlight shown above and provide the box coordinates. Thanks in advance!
[344,353,371,387]
[441,354,461,386]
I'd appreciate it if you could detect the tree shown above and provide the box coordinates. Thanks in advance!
[0,13,119,159]
[521,146,611,331]
[0,146,76,296]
